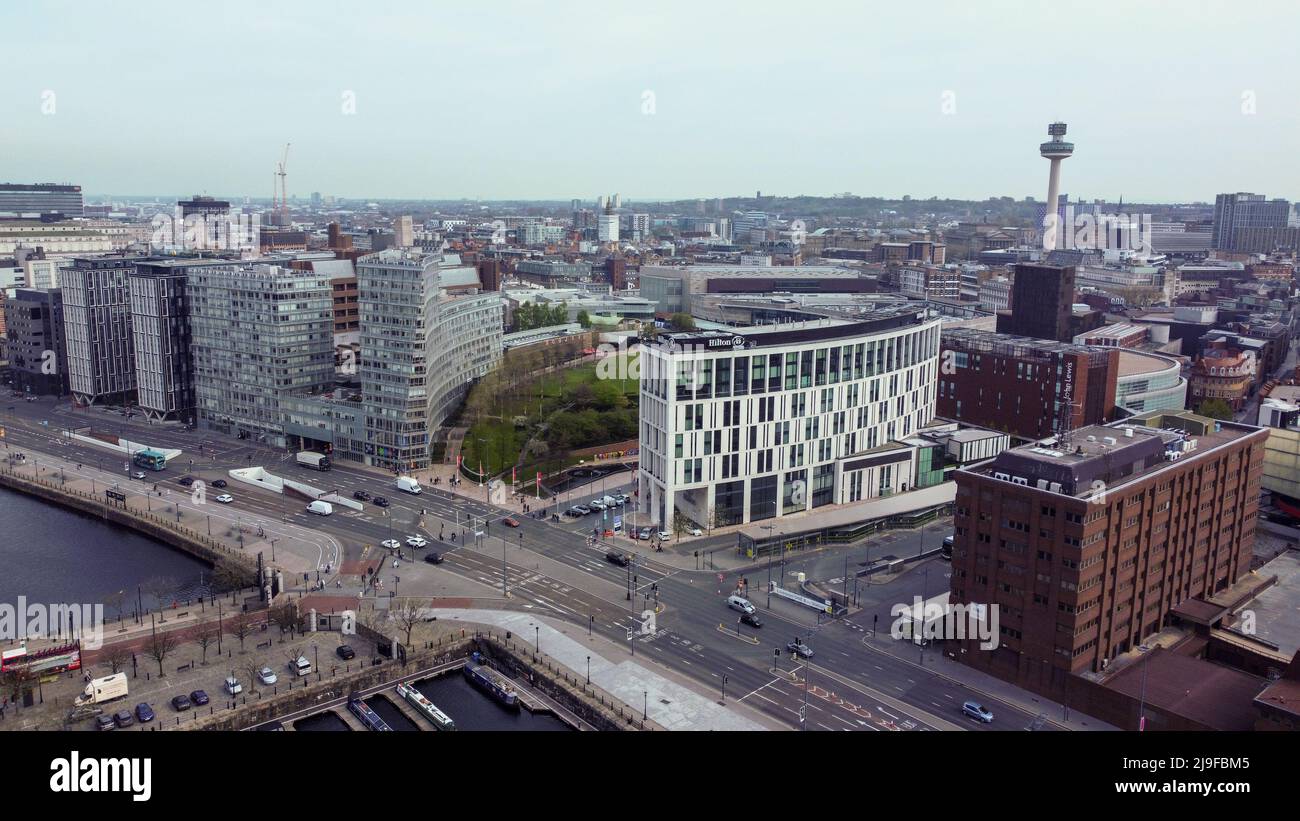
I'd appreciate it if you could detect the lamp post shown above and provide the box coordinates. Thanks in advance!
[587,655,591,686]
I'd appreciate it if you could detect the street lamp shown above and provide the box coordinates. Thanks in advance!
[587,655,591,685]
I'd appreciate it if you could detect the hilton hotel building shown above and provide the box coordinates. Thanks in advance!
[637,308,942,528]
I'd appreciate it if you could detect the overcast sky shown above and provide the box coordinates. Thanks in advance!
[3,0,1297,203]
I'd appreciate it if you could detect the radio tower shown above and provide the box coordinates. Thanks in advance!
[1040,122,1074,251]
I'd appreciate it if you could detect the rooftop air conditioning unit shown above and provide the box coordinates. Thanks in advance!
[1012,476,1028,486]
[993,472,1010,481]
[1102,436,1117,446]
[1086,435,1097,442]
[1049,482,1063,493]
[1124,427,1134,438]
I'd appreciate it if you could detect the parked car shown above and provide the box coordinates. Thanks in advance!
[637,526,652,540]
[686,526,703,536]
[224,676,243,696]
[605,551,630,567]
[336,645,356,660]
[215,494,233,504]
[657,531,672,541]
[135,703,155,723]
[381,539,401,551]
[257,666,277,685]
[786,640,814,659]
[95,714,116,731]
[211,479,228,489]
[565,507,584,518]
[171,694,192,712]
[962,701,994,723]
[373,496,390,508]
[589,499,607,511]
[740,612,763,628]
[353,490,372,501]
[502,517,520,527]
[423,552,444,565]
[189,689,209,706]
[406,535,428,548]
[113,710,135,728]
[572,504,592,515]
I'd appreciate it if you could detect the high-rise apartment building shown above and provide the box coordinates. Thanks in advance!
[1212,193,1291,251]
[950,411,1265,699]
[0,183,84,218]
[357,249,503,471]
[3,287,68,395]
[63,256,142,407]
[995,262,1077,343]
[394,216,414,248]
[188,263,334,446]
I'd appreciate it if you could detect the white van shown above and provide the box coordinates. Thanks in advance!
[307,500,334,516]
[395,476,422,495]
[292,656,312,677]
[727,595,756,615]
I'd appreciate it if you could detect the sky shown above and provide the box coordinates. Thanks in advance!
[2,0,1298,203]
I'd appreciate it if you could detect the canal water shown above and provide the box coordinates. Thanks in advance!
[0,485,212,608]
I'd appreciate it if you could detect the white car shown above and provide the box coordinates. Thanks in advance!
[658,531,672,541]
[257,667,277,685]
[687,527,703,536]
[589,500,607,511]
[381,539,401,551]
[406,536,428,549]
[215,494,233,504]
[131,471,147,480]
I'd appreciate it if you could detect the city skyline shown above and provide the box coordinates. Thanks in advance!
[4,0,1298,202]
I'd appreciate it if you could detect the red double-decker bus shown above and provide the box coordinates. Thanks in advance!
[0,642,82,676]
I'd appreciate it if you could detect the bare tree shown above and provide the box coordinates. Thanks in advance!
[145,630,179,678]
[194,623,218,665]
[391,599,424,649]
[141,576,178,622]
[269,603,298,642]
[104,590,127,624]
[244,661,265,693]
[102,644,131,675]
[228,613,254,653]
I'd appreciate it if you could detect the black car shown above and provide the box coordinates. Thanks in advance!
[373,496,390,508]
[353,490,372,502]
[95,714,116,731]
[189,689,210,706]
[423,552,444,565]
[171,694,192,711]
[605,551,630,567]
[740,612,763,628]
[177,476,195,487]
[336,644,356,660]
[211,479,228,489]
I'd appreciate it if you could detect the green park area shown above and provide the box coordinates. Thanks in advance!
[456,341,640,484]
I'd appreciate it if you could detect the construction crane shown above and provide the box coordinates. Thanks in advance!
[276,142,291,224]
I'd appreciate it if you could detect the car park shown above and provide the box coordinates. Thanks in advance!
[381,539,401,551]
[211,479,228,488]
[353,490,371,501]
[257,667,277,685]
[135,703,155,723]
[373,496,390,508]
[189,690,209,706]
[336,645,356,660]
[406,536,428,548]
[786,640,814,659]
[216,494,233,504]
[605,551,630,567]
[962,701,994,723]
[113,710,135,728]
[171,694,192,711]
[424,552,444,564]
[502,517,520,527]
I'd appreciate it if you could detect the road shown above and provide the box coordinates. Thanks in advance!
[0,394,1059,732]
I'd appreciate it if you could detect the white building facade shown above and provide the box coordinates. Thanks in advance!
[637,310,942,529]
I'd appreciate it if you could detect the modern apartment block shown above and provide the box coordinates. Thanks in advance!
[3,287,68,395]
[950,411,1266,699]
[637,308,942,528]
[127,259,230,423]
[62,256,142,406]
[188,263,335,446]
[1212,192,1291,251]
[357,249,502,471]
[898,264,960,300]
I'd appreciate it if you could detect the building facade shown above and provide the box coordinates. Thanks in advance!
[63,256,141,406]
[0,183,83,218]
[637,309,942,529]
[950,411,1265,699]
[3,288,67,395]
[189,263,335,446]
[995,262,1077,343]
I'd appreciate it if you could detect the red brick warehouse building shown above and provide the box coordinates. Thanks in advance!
[948,410,1265,701]
[936,327,1119,440]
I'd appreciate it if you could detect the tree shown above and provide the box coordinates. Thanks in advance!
[104,590,127,623]
[146,629,179,678]
[577,309,592,328]
[228,613,254,653]
[102,643,131,675]
[672,509,692,540]
[669,313,696,331]
[194,623,218,665]
[391,599,424,649]
[141,576,178,621]
[270,603,298,641]
[1196,398,1234,421]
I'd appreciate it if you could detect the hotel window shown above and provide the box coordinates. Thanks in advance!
[768,354,783,392]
